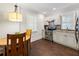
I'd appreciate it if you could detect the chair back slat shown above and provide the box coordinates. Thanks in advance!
[7,33,27,56]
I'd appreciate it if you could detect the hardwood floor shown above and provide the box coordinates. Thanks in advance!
[30,39,79,56]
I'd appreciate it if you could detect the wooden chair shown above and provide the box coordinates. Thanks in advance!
[26,29,32,55]
[26,29,32,37]
[6,33,27,56]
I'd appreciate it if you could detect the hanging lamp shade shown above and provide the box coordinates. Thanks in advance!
[9,5,22,22]
[9,12,22,22]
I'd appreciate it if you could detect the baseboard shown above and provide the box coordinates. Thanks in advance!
[31,38,42,43]
[54,41,78,51]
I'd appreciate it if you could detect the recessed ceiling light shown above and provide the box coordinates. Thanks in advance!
[53,8,56,10]
[43,12,47,14]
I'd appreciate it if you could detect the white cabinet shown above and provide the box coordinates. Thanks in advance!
[53,31,64,44]
[53,30,77,50]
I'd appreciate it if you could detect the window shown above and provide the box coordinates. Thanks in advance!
[61,15,75,30]
[26,14,37,32]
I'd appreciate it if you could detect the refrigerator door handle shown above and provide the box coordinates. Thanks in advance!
[75,18,78,43]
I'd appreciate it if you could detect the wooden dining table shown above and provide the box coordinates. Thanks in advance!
[0,36,30,56]
[0,36,30,45]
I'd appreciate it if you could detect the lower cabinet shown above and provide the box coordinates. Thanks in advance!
[53,30,77,50]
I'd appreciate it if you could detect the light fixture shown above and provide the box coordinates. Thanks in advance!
[9,5,22,22]
[53,8,56,11]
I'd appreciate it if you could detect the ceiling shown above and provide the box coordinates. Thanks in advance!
[0,3,79,16]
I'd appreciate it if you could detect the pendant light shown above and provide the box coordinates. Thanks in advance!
[9,5,22,22]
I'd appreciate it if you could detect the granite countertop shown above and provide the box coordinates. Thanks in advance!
[53,29,75,33]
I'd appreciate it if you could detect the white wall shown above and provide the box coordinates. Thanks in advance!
[0,12,19,38]
[30,14,45,42]
[0,9,45,42]
[20,10,45,42]
[0,21,19,38]
[44,13,61,25]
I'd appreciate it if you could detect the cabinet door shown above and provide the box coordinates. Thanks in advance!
[53,31,64,44]
[53,31,60,42]
[53,31,57,40]
[59,32,67,45]
[53,31,77,49]
[65,33,77,49]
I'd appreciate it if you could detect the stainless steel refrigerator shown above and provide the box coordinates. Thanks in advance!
[75,18,79,50]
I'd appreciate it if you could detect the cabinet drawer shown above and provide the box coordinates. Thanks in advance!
[53,31,77,49]
[53,32,64,44]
